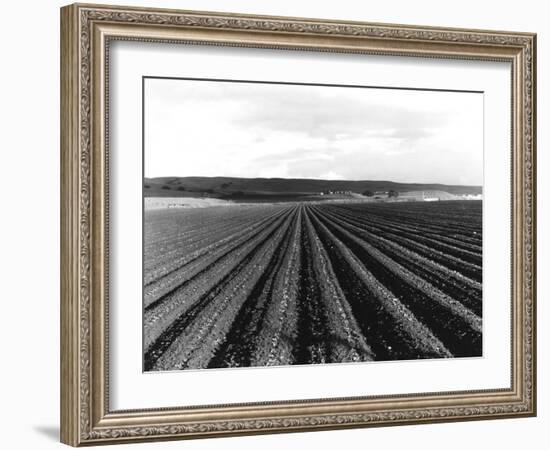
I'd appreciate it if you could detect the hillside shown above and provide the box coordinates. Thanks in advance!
[143,176,482,201]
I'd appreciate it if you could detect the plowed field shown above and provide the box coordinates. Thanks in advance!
[143,201,482,371]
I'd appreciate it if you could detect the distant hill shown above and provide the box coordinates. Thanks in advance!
[144,176,481,201]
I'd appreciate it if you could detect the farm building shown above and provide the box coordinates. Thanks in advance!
[422,191,440,201]
[320,190,353,196]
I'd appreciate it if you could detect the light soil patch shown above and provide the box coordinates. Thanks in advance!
[145,197,235,210]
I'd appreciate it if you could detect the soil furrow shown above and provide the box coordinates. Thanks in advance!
[311,206,482,357]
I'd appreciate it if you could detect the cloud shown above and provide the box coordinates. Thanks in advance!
[149,79,444,141]
[252,148,329,163]
[320,171,344,180]
[231,87,446,143]
[144,78,483,185]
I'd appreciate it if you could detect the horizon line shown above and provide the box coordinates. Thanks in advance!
[144,175,482,188]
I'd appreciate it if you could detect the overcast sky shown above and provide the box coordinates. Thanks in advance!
[144,78,483,185]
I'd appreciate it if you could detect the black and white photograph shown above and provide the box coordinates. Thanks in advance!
[142,77,483,372]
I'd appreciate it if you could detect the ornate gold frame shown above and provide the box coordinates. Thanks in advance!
[60,3,536,446]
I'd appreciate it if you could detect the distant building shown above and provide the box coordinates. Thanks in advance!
[422,191,439,202]
[461,194,483,200]
[320,190,352,196]
[319,189,353,195]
